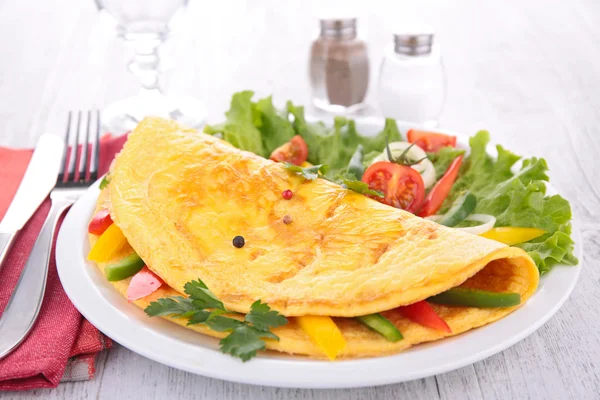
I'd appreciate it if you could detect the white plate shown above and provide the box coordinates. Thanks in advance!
[56,119,582,389]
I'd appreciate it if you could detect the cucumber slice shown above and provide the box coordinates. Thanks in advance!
[438,192,477,227]
[355,313,403,342]
[105,253,145,281]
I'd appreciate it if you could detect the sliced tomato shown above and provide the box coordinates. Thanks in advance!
[362,162,425,213]
[269,135,308,166]
[407,129,457,152]
[418,155,464,217]
[126,266,164,301]
[398,300,452,333]
[88,209,113,235]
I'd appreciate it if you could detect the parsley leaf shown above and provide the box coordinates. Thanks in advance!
[187,310,211,325]
[99,174,111,189]
[184,280,224,310]
[245,300,288,331]
[328,172,384,198]
[219,325,279,362]
[144,279,288,362]
[283,162,329,180]
[206,316,244,332]
[144,296,194,317]
[341,179,384,198]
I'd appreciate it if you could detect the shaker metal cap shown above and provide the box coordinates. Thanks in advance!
[317,9,358,37]
[320,18,357,37]
[393,24,435,55]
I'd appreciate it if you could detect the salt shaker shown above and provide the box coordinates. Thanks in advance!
[309,16,369,113]
[378,26,446,127]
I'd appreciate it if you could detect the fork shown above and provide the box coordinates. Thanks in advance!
[0,110,100,360]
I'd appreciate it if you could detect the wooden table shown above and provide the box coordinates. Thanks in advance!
[2,0,599,398]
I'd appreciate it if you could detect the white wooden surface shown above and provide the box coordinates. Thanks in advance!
[1,0,599,398]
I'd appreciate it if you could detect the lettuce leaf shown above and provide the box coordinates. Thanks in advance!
[518,231,577,274]
[444,131,577,273]
[204,91,266,157]
[204,92,297,158]
[362,150,381,168]
[428,147,466,180]
[207,93,404,180]
[254,96,295,153]
[286,101,402,178]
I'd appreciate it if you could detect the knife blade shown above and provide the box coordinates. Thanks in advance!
[0,134,64,270]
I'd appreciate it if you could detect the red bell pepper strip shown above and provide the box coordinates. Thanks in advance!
[398,300,452,333]
[418,155,464,217]
[126,266,164,301]
[88,209,113,235]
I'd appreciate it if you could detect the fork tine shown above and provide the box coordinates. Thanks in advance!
[66,111,81,182]
[90,110,100,181]
[80,111,91,182]
[58,111,72,183]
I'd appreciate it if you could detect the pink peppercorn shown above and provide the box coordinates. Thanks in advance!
[282,189,293,200]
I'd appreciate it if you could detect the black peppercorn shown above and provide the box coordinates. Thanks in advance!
[232,236,245,248]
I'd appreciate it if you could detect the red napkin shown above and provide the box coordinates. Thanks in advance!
[0,134,128,391]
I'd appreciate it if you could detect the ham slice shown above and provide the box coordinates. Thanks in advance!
[126,266,163,301]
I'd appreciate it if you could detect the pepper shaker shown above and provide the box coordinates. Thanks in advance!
[309,16,370,113]
[378,26,446,127]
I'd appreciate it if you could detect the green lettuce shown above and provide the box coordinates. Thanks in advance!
[204,91,266,157]
[254,96,295,153]
[286,101,402,178]
[204,91,296,158]
[206,92,403,179]
[443,131,577,274]
[362,150,381,168]
[428,147,466,180]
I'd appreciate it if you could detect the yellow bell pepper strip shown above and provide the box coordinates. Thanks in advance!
[296,315,346,360]
[87,223,129,262]
[480,227,546,246]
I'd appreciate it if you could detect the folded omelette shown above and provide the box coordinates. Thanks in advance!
[90,117,539,359]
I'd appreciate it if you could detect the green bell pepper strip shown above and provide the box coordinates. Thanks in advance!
[355,313,403,342]
[105,253,145,282]
[428,288,521,308]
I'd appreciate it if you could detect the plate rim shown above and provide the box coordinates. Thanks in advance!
[56,121,583,389]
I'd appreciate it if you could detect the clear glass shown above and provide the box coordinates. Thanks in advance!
[377,44,446,128]
[309,29,369,114]
[96,0,206,133]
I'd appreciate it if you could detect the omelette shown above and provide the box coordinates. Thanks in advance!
[88,117,539,360]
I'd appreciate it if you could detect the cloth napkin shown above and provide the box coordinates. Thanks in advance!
[0,133,128,391]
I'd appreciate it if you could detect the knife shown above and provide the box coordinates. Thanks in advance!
[0,134,64,271]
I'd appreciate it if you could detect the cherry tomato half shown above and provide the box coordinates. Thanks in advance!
[407,129,457,152]
[362,162,425,213]
[269,135,309,166]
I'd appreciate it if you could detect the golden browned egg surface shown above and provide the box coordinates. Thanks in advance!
[92,189,538,359]
[105,117,539,318]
